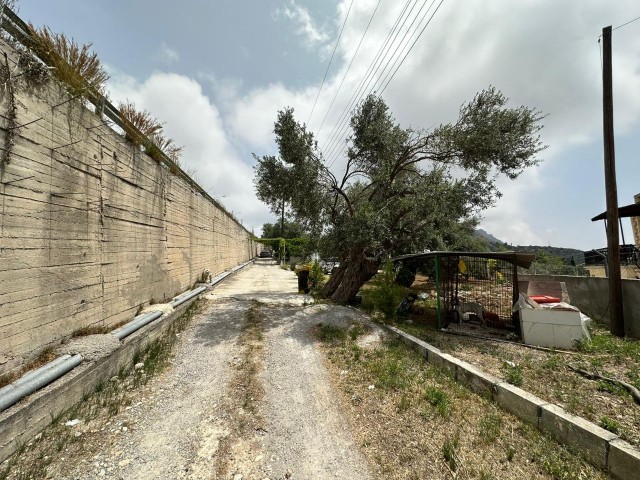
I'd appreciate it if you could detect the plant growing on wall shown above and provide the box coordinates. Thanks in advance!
[27,24,109,97]
[118,101,163,146]
[118,101,185,174]
[0,52,17,167]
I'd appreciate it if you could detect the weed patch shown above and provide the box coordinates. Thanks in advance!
[501,361,524,386]
[316,318,608,479]
[392,320,640,445]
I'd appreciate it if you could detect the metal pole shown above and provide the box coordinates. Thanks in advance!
[602,26,625,337]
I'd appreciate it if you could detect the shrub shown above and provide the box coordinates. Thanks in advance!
[361,260,406,320]
[28,25,109,97]
[119,101,163,145]
[308,260,325,297]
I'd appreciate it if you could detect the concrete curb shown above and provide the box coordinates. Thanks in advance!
[0,259,255,464]
[385,325,640,479]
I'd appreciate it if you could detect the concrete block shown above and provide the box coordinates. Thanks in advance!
[608,438,640,480]
[455,360,499,398]
[494,382,548,426]
[539,403,618,469]
[387,326,429,359]
[428,351,459,378]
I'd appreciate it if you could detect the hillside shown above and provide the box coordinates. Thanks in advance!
[475,230,585,264]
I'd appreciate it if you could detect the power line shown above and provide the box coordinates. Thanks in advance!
[306,0,354,127]
[321,0,418,160]
[326,0,445,167]
[374,0,438,95]
[322,0,432,166]
[320,0,418,164]
[613,14,640,31]
[316,0,383,136]
[378,0,445,95]
[324,0,444,167]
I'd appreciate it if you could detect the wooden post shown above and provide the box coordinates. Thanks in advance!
[602,26,625,337]
[512,260,521,336]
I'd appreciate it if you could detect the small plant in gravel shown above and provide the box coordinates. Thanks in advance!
[348,323,367,341]
[442,433,460,472]
[599,416,621,434]
[541,354,564,370]
[423,386,450,416]
[501,361,523,386]
[478,411,503,443]
[316,323,347,344]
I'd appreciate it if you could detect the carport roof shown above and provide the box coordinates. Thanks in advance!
[591,202,640,221]
[391,251,536,269]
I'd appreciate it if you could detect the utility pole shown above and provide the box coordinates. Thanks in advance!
[602,26,625,337]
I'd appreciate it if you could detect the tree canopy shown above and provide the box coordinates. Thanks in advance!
[254,87,546,303]
[261,220,306,239]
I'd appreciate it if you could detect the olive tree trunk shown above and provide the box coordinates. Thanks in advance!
[321,252,379,304]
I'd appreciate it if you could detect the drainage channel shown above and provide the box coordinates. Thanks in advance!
[0,259,255,413]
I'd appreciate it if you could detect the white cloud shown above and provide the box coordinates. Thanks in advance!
[105,0,640,247]
[275,1,329,48]
[107,70,271,232]
[156,43,180,63]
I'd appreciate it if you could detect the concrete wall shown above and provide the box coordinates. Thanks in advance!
[0,38,258,374]
[520,274,640,338]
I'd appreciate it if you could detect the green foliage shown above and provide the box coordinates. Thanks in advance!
[502,361,523,386]
[257,237,310,261]
[423,386,450,416]
[395,265,416,288]
[254,88,545,303]
[261,220,306,239]
[309,260,325,297]
[478,411,503,443]
[361,260,406,320]
[28,24,109,97]
[316,324,347,343]
[442,434,460,472]
[599,416,621,434]
[527,249,589,276]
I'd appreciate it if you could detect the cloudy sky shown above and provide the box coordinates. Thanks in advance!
[16,0,640,250]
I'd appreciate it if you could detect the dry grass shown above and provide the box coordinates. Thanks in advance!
[118,101,163,145]
[117,101,184,170]
[317,324,609,479]
[27,24,108,97]
[214,301,266,478]
[0,346,58,389]
[0,300,203,480]
[149,133,183,163]
[398,320,640,447]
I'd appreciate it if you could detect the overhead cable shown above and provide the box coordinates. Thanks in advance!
[306,0,355,127]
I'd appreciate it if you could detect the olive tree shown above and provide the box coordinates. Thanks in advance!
[254,88,546,303]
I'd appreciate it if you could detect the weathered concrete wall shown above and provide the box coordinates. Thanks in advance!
[0,38,258,374]
[520,274,640,338]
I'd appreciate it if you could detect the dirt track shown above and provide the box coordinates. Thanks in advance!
[45,259,375,480]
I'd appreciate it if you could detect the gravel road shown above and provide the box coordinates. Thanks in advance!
[46,259,375,480]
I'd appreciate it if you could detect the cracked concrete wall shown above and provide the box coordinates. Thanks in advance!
[0,38,258,374]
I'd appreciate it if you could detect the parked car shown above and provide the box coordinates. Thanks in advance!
[259,249,272,258]
[319,258,340,274]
